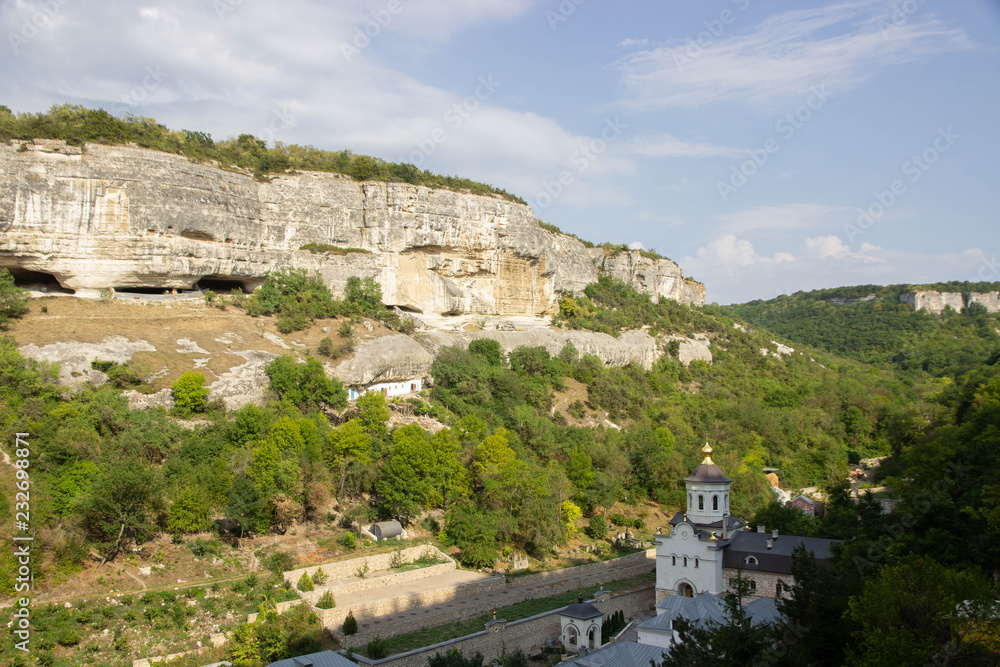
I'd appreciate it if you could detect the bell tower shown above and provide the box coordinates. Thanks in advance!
[684,444,732,526]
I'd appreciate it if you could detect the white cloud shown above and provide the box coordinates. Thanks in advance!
[715,203,853,236]
[623,133,742,159]
[681,232,983,304]
[611,0,973,109]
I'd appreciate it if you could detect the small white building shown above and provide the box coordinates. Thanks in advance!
[559,598,604,654]
[346,378,423,401]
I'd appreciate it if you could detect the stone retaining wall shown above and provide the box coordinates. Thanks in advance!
[301,562,456,605]
[285,545,452,595]
[322,575,507,634]
[346,586,656,667]
[510,549,655,592]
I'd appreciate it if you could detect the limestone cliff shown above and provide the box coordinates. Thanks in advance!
[587,248,704,306]
[900,291,1000,315]
[0,140,703,315]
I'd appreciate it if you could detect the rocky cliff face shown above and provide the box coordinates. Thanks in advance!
[587,249,704,306]
[0,140,703,314]
[900,291,1000,315]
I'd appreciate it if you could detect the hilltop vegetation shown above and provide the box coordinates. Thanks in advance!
[724,282,1000,377]
[0,104,525,203]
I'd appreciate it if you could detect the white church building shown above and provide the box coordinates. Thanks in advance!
[654,444,837,602]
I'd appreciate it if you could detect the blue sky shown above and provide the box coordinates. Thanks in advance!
[3,0,998,303]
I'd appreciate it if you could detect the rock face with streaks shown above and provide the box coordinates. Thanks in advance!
[588,249,705,306]
[0,140,704,313]
[900,291,1000,315]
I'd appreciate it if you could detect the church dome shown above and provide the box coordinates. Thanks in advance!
[684,444,732,483]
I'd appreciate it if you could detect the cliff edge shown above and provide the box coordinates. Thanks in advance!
[0,140,705,314]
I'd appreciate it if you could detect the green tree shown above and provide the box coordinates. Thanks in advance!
[847,556,999,666]
[266,355,347,410]
[442,503,498,568]
[225,477,269,538]
[172,371,209,413]
[80,459,163,565]
[167,487,211,534]
[0,268,29,329]
[561,500,582,541]
[356,390,391,440]
[324,419,373,496]
[344,276,383,313]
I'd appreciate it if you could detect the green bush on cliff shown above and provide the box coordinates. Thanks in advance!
[0,268,29,329]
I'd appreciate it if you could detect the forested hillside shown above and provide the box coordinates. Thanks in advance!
[1,269,999,665]
[723,282,1000,377]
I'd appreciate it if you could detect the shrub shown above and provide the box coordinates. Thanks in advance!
[56,629,80,647]
[588,515,608,540]
[316,591,336,609]
[318,336,334,357]
[297,572,315,592]
[265,551,296,576]
[342,609,358,636]
[172,371,209,413]
[311,569,327,585]
[365,635,388,659]
[338,532,357,550]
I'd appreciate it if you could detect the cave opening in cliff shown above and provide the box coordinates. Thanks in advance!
[4,268,74,294]
[113,286,185,295]
[197,276,250,293]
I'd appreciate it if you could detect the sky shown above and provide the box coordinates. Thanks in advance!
[2,0,999,304]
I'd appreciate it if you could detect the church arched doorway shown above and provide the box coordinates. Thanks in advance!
[679,583,694,597]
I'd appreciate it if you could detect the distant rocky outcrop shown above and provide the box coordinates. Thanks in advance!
[663,334,713,366]
[900,291,1000,315]
[588,248,705,306]
[0,140,704,315]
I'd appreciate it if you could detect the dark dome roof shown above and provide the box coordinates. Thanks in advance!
[684,463,732,483]
[562,601,603,620]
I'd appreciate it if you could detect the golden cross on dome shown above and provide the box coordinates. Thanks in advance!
[701,442,714,465]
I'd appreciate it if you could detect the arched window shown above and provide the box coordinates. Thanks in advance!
[672,555,676,566]
[745,556,758,565]
[724,493,729,510]
[713,495,719,511]
[567,625,578,646]
[698,495,704,510]
[683,556,688,567]
[688,493,692,507]
[776,581,783,597]
[749,580,757,592]
[694,558,699,568]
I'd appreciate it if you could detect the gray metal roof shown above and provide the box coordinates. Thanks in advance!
[562,601,604,620]
[720,531,837,574]
[683,463,732,484]
[559,641,665,667]
[645,593,783,633]
[265,651,359,667]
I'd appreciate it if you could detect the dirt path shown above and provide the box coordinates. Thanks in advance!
[123,570,149,590]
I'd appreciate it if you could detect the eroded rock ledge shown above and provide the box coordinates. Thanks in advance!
[1,141,704,315]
